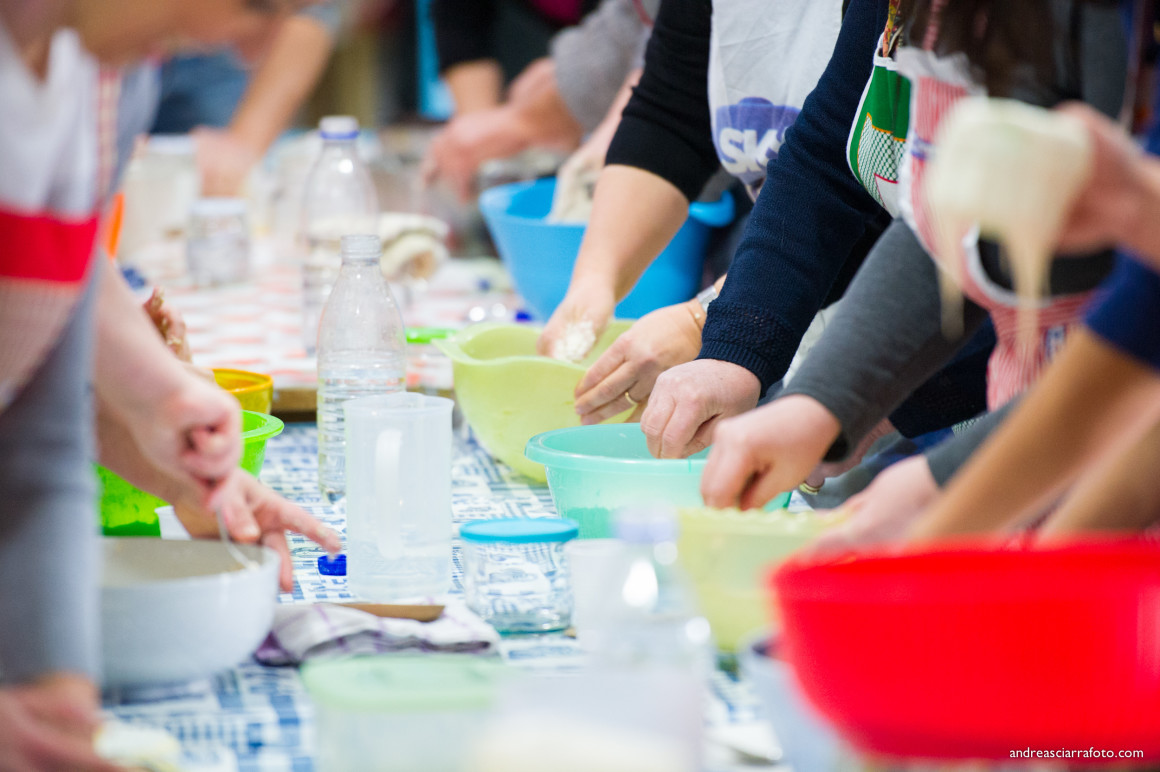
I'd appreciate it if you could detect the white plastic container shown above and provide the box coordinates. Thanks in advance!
[737,629,848,771]
[303,655,505,772]
[344,392,453,600]
[118,134,200,260]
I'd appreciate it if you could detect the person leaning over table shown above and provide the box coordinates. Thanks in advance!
[0,1,328,768]
[906,102,1160,544]
[695,0,1127,532]
[148,2,345,197]
[553,0,995,482]
[423,0,656,201]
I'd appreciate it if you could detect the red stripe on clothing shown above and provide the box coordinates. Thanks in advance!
[0,208,98,283]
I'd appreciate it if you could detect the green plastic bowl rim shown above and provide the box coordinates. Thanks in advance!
[525,425,707,474]
[301,655,506,712]
[241,410,284,443]
[433,320,634,371]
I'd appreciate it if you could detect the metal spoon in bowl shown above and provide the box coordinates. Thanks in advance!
[216,505,260,571]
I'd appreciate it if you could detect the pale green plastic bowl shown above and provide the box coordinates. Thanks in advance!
[525,424,791,538]
[98,409,283,537]
[434,321,633,481]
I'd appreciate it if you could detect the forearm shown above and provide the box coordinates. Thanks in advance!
[569,164,688,299]
[444,60,503,114]
[228,14,335,155]
[1040,418,1160,539]
[94,267,187,421]
[913,330,1160,541]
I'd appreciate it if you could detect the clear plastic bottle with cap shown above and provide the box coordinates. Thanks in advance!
[301,115,380,353]
[580,507,713,769]
[316,234,406,500]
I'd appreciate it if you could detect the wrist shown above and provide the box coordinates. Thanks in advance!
[776,393,842,447]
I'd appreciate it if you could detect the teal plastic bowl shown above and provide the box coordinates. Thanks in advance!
[525,424,791,538]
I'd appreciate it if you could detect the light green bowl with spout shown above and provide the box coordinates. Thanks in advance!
[434,321,633,481]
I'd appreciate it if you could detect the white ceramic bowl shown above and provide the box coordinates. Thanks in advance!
[100,538,279,688]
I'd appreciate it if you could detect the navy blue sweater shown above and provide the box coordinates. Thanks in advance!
[697,0,890,389]
[607,0,994,436]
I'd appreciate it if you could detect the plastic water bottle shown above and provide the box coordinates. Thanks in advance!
[301,115,379,353]
[582,508,713,768]
[316,234,405,499]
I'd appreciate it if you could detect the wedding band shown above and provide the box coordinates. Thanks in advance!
[624,391,638,407]
[798,481,822,495]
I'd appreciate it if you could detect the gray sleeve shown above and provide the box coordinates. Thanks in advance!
[924,399,1019,487]
[0,271,100,684]
[779,220,989,461]
[551,0,652,132]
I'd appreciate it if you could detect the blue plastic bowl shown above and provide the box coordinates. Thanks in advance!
[479,178,734,320]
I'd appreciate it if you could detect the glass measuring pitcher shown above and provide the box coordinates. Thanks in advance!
[344,392,454,600]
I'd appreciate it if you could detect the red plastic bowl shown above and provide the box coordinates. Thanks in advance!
[771,538,1160,763]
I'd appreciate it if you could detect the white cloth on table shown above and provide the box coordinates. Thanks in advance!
[255,600,500,665]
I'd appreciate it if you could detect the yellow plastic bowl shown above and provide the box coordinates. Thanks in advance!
[213,368,273,414]
[434,321,633,481]
[677,507,838,652]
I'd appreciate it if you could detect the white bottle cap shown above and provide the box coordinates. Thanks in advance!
[319,115,360,140]
[190,197,247,218]
[341,233,382,259]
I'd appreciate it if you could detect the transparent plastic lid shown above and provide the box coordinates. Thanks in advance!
[319,115,359,140]
[614,508,678,544]
[301,655,504,712]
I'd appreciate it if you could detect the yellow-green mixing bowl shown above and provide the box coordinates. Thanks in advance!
[677,507,838,652]
[434,321,632,481]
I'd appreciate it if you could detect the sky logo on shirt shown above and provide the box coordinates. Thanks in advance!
[714,98,801,185]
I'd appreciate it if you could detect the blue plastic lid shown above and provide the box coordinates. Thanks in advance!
[317,553,347,575]
[460,518,579,544]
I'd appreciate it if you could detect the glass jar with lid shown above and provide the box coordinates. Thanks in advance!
[459,518,578,634]
[187,197,251,287]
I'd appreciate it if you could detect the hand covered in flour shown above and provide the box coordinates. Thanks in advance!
[575,298,705,425]
[175,469,342,592]
[808,455,940,555]
[537,281,616,362]
[641,359,761,460]
[0,675,120,772]
[698,394,838,508]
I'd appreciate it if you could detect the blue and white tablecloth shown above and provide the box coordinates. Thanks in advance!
[103,424,781,772]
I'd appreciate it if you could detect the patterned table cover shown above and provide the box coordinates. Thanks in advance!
[102,424,783,772]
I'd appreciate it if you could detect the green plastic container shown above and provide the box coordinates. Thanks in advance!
[98,409,284,536]
[303,655,505,772]
[525,423,792,538]
[238,409,284,476]
[434,321,633,481]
